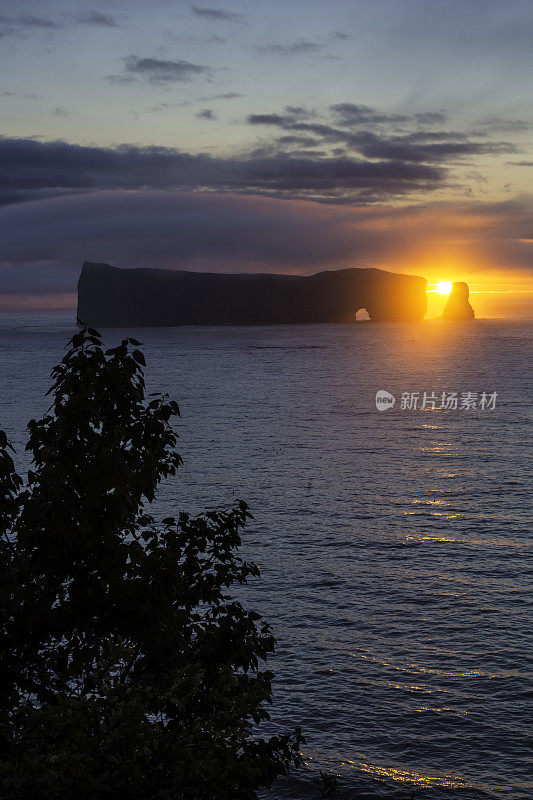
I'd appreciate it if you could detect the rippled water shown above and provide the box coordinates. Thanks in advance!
[1,313,531,799]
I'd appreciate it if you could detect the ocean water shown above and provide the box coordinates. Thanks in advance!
[0,312,531,800]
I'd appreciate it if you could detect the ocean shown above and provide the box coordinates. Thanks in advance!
[0,312,531,799]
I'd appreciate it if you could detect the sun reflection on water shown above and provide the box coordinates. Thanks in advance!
[356,758,473,790]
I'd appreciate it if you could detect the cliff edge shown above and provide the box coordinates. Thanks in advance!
[77,262,427,326]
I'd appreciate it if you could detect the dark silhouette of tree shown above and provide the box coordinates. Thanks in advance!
[0,328,303,800]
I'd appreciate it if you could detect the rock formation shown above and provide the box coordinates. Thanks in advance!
[442,281,475,321]
[77,262,428,327]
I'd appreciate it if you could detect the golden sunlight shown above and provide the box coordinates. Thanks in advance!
[436,281,453,295]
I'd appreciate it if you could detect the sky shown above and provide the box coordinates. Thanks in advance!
[1,0,532,316]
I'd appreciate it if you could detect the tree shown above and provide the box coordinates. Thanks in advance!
[0,328,303,800]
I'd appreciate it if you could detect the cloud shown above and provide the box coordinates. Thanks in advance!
[248,113,295,126]
[330,106,448,130]
[345,132,515,163]
[75,11,120,27]
[1,10,122,35]
[197,92,243,101]
[247,105,517,163]
[106,74,137,86]
[51,106,69,117]
[190,6,243,22]
[163,31,226,44]
[479,117,532,133]
[0,13,56,28]
[277,135,320,147]
[330,103,411,126]
[1,90,42,100]
[0,136,444,205]
[148,92,242,112]
[415,111,448,125]
[196,108,216,120]
[258,38,323,56]
[119,56,212,86]
[1,191,532,305]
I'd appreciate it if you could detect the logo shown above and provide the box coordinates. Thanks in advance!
[375,390,396,411]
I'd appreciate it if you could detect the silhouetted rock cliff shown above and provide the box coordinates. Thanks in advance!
[77,262,427,326]
[442,281,475,321]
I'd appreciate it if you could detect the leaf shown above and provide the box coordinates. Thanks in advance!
[132,350,146,366]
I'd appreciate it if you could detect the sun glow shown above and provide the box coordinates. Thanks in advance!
[436,281,453,295]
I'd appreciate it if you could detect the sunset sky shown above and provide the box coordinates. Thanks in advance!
[1,0,532,317]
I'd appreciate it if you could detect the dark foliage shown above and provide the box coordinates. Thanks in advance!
[0,328,303,799]
[314,771,339,799]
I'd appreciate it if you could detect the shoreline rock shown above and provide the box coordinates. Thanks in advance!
[442,281,475,321]
[77,262,428,326]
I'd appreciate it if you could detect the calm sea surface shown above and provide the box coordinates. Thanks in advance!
[0,313,531,800]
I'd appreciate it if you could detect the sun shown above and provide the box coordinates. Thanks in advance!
[436,281,453,295]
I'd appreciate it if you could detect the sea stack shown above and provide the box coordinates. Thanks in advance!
[442,281,475,321]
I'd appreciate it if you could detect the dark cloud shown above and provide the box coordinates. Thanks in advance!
[258,38,323,56]
[51,106,69,117]
[247,105,317,129]
[196,108,216,120]
[1,191,532,304]
[247,105,517,163]
[0,13,57,29]
[284,105,316,118]
[1,10,122,34]
[0,136,443,206]
[190,6,243,22]
[75,11,120,27]
[346,131,516,163]
[120,56,212,86]
[248,113,295,126]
